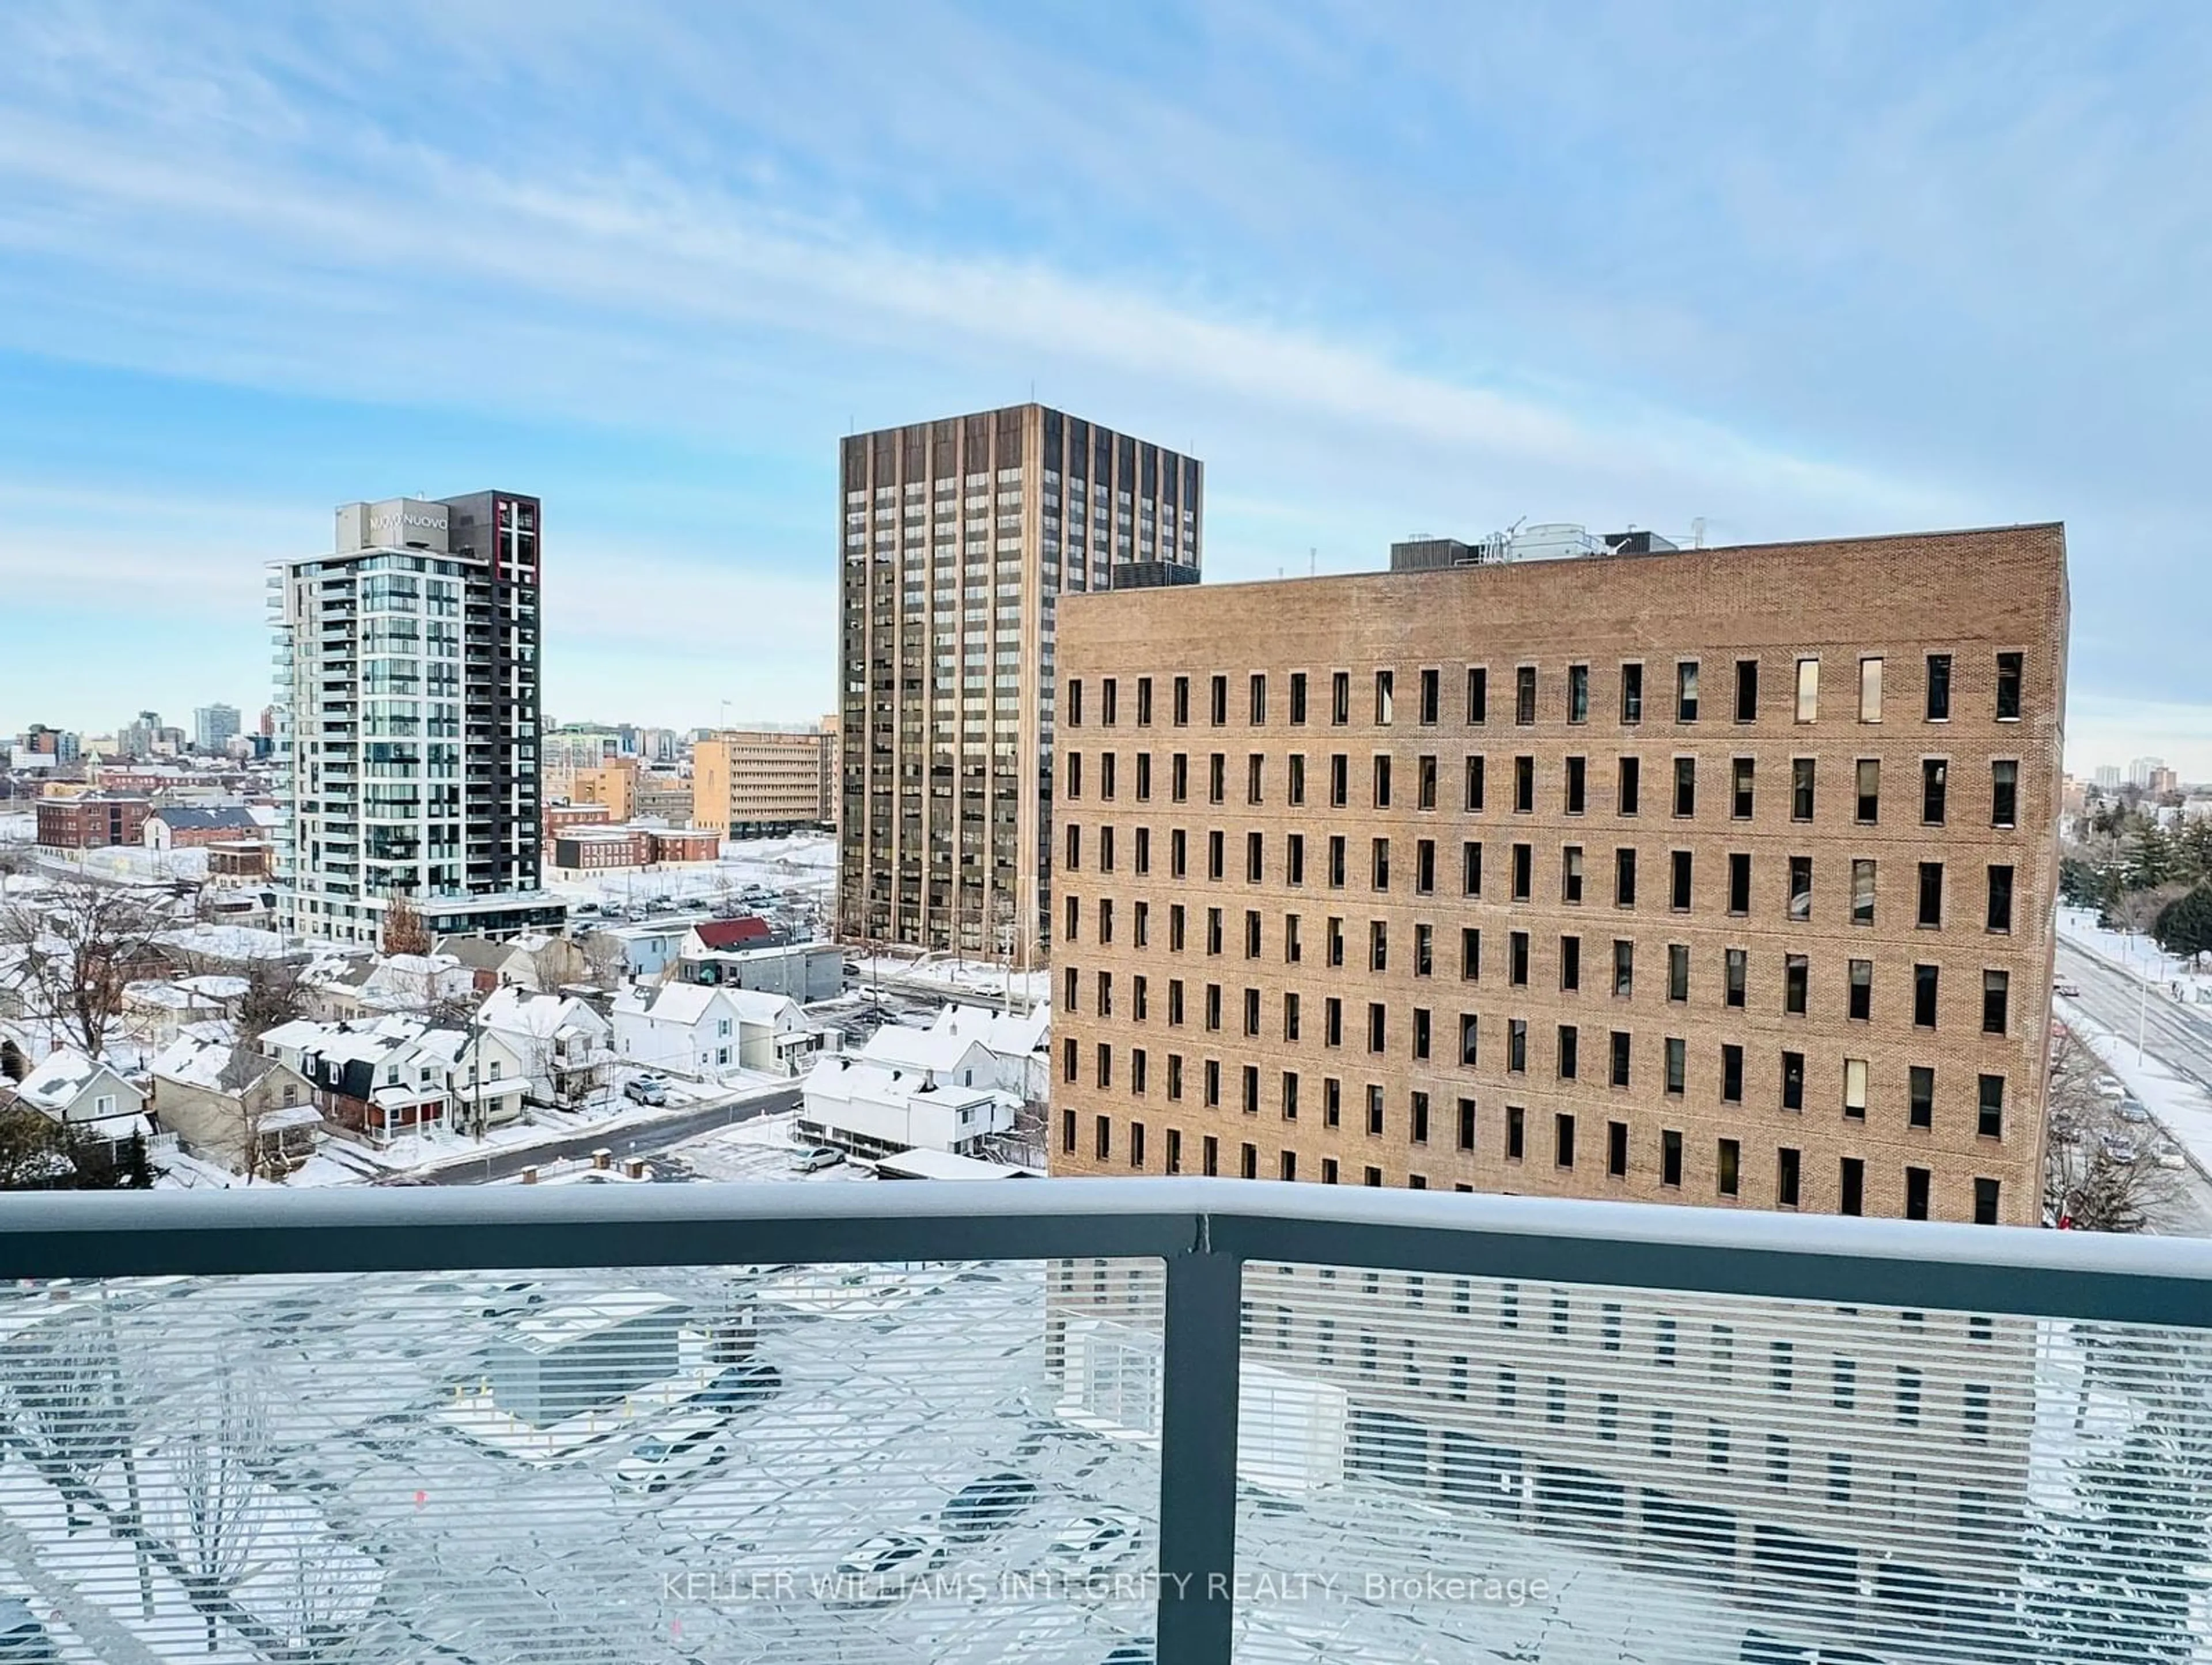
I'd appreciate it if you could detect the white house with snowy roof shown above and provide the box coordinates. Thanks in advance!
[609,982,817,1080]
[5,1047,153,1158]
[259,1013,528,1144]
[476,986,615,1107]
[796,1054,1018,1159]
[863,1002,1049,1101]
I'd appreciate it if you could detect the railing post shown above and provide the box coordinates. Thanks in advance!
[1156,1233,1241,1665]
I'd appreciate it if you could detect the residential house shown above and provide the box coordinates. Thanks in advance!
[679,917,780,959]
[122,973,249,1047]
[260,1015,529,1144]
[673,939,844,1001]
[476,986,615,1108]
[609,982,816,1080]
[796,1055,1018,1159]
[5,1047,153,1160]
[150,1027,321,1176]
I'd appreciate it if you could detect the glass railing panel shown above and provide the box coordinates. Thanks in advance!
[0,1256,1165,1663]
[1225,1262,2212,1664]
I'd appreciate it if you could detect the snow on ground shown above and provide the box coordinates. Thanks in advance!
[544,831,836,911]
[2059,905,2212,1001]
[668,1109,875,1184]
[863,956,1051,1005]
[2058,1000,2212,1174]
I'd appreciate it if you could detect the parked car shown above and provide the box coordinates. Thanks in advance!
[2102,1135,2140,1164]
[624,1075,672,1107]
[2054,978,2082,997]
[480,1280,546,1319]
[832,1532,945,1605]
[2154,1143,2188,1170]
[1046,1509,1144,1572]
[692,1361,783,1414]
[2118,1100,2152,1123]
[0,1596,51,1662]
[790,1146,844,1174]
[615,1413,731,1494]
[2094,1078,2127,1100]
[941,1471,1037,1542]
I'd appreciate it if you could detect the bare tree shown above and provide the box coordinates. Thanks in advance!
[2046,1031,2186,1232]
[237,958,307,1039]
[0,877,170,1056]
[379,891,431,958]
[2114,881,2192,940]
[147,1361,268,1654]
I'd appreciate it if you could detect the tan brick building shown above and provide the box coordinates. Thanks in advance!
[692,728,834,837]
[1048,524,2067,1226]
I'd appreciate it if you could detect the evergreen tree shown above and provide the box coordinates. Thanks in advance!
[2181,818,2212,884]
[2156,886,2212,964]
[2130,823,2178,891]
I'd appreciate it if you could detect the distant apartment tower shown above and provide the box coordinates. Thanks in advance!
[2128,756,2166,790]
[694,726,834,837]
[836,403,1202,960]
[1050,523,2066,1225]
[271,493,562,944]
[194,703,241,754]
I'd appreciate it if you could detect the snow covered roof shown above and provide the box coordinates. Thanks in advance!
[861,1021,990,1076]
[803,1053,1006,1112]
[151,1030,289,1094]
[509,1291,683,1353]
[262,1013,437,1066]
[148,805,264,833]
[479,985,607,1040]
[433,935,513,970]
[156,923,290,962]
[12,1047,104,1106]
[176,974,249,1000]
[932,1000,1050,1058]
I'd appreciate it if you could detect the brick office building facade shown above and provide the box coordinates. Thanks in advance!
[1048,525,2067,1226]
[36,795,153,850]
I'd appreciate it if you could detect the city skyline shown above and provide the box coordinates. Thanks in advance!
[2,5,2209,773]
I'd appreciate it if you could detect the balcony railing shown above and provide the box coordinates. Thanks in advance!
[0,1183,2208,1664]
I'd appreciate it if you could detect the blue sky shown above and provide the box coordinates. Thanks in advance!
[1,2,2206,773]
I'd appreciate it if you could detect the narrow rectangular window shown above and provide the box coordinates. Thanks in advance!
[1906,1167,1931,1221]
[1608,1120,1628,1176]
[1512,842,1532,901]
[1618,756,1641,815]
[1457,1098,1476,1151]
[1612,938,1633,997]
[1506,1106,1525,1161]
[1510,930,1531,986]
[1513,755,1534,813]
[1795,657,1819,722]
[1914,964,1939,1028]
[1463,841,1483,896]
[1671,849,1692,911]
[1677,661,1700,722]
[1987,864,2014,932]
[1718,1138,1740,1197]
[1560,934,1581,990]
[1923,758,1948,825]
[1674,756,1695,817]
[1569,664,1589,723]
[1855,758,1879,823]
[1418,754,1437,811]
[1725,948,1746,1009]
[1978,1073,2005,1137]
[1372,837,1391,891]
[1331,671,1349,726]
[1664,1036,1686,1096]
[1840,1158,1864,1216]
[1918,861,1943,928]
[1734,659,1758,722]
[1509,1019,1528,1073]
[1610,1030,1631,1088]
[1621,663,1643,724]
[1616,847,1637,907]
[1732,756,1754,819]
[1375,670,1394,725]
[1781,1051,1804,1111]
[1791,758,1815,822]
[1562,845,1584,904]
[1844,1057,1868,1119]
[1558,1023,1579,1079]
[1371,755,1391,811]
[1852,858,1876,925]
[1461,926,1480,980]
[1849,958,1872,1020]
[1419,667,1439,725]
[1210,675,1228,726]
[1778,1147,1802,1208]
[1721,1043,1743,1103]
[1909,1066,1934,1129]
[1975,1178,2000,1225]
[1995,652,2022,721]
[1467,667,1487,724]
[1662,1130,1683,1187]
[1459,1013,1479,1066]
[1289,672,1306,724]
[1249,673,1267,725]
[1729,853,1751,915]
[1788,855,1812,920]
[1982,970,2009,1036]
[1515,665,1536,725]
[1248,754,1264,805]
[1556,1112,1576,1168]
[1859,656,1883,722]
[1991,760,2017,828]
[1925,653,1951,720]
[1784,953,1808,1015]
[1137,676,1153,726]
[1668,943,1689,1001]
[1464,754,1486,811]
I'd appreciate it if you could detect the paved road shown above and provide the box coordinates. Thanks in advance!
[2055,937,2212,1235]
[390,1085,802,1186]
